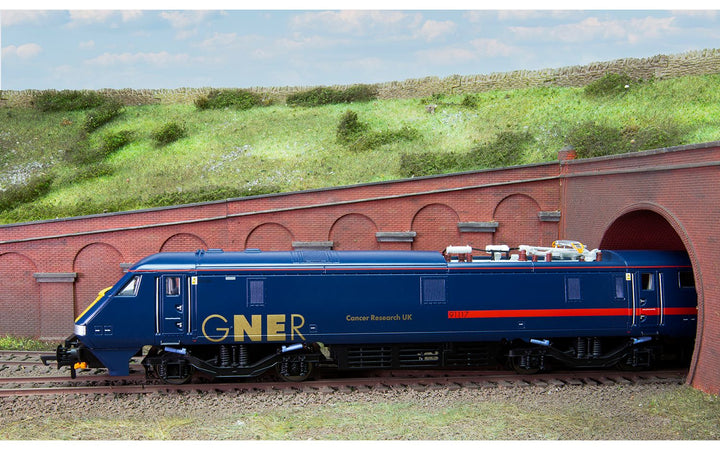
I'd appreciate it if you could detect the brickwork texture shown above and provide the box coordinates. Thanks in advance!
[1,142,719,393]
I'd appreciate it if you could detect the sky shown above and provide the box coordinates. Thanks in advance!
[1,2,719,90]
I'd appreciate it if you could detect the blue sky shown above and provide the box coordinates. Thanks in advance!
[1,3,719,90]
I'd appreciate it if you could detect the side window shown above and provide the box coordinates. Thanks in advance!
[165,277,180,296]
[678,271,695,288]
[566,277,582,302]
[641,273,655,291]
[421,278,446,305]
[614,276,626,300]
[248,279,265,307]
[117,276,141,297]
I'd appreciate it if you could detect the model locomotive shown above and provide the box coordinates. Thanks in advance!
[43,242,697,383]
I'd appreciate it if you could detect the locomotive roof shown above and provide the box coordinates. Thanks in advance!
[130,249,449,271]
[128,248,691,272]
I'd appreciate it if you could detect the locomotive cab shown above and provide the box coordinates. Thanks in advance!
[44,271,156,377]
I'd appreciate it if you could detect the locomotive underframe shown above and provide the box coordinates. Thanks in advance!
[136,334,691,383]
[507,337,653,372]
[44,332,694,384]
[141,343,322,383]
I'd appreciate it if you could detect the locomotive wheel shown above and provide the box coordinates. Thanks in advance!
[154,357,195,384]
[276,357,315,382]
[615,350,653,372]
[509,357,540,375]
[508,353,543,375]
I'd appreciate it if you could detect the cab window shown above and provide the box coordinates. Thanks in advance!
[678,271,695,288]
[165,277,181,296]
[117,276,141,296]
[641,273,655,291]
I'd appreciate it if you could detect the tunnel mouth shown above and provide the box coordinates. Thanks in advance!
[601,208,698,375]
[600,209,686,251]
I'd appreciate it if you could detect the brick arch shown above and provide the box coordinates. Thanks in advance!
[73,243,124,319]
[493,194,542,247]
[600,203,703,387]
[160,233,208,252]
[329,213,378,250]
[600,207,686,251]
[245,223,294,251]
[0,252,40,337]
[411,203,460,251]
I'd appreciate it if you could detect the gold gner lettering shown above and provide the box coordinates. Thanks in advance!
[233,314,306,342]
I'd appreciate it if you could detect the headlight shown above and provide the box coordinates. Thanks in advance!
[74,324,87,336]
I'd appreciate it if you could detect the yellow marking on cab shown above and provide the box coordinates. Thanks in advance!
[75,286,112,323]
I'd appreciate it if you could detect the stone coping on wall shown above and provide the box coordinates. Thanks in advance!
[33,273,77,283]
[457,222,499,233]
[538,211,562,222]
[292,241,334,251]
[376,232,417,242]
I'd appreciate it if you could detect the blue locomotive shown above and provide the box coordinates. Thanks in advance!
[43,242,697,383]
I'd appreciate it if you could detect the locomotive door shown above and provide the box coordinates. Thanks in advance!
[158,275,189,344]
[633,271,660,330]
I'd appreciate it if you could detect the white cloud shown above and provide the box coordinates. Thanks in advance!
[671,10,718,18]
[85,51,191,67]
[79,40,95,49]
[120,10,143,22]
[67,10,116,27]
[414,37,521,66]
[64,10,142,28]
[198,32,242,49]
[419,20,456,41]
[415,46,477,66]
[0,10,50,26]
[196,30,337,58]
[175,29,199,40]
[160,11,211,29]
[159,11,213,40]
[509,16,678,44]
[2,43,42,59]
[291,10,419,35]
[470,38,519,57]
[196,32,268,57]
[494,10,580,22]
[626,16,678,40]
[276,34,338,52]
[342,56,384,72]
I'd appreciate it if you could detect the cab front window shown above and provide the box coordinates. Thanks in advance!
[117,276,141,296]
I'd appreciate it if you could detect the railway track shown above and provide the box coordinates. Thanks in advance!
[0,366,687,398]
[0,350,687,397]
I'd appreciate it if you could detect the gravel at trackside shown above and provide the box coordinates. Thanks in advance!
[3,362,717,440]
[2,379,715,440]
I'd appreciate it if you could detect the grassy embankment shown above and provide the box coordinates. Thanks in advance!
[2,73,720,224]
[1,384,719,439]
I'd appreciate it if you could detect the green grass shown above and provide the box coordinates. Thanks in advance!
[0,335,58,351]
[2,74,720,224]
[1,385,718,439]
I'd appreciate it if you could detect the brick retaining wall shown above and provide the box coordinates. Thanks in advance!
[1,142,719,393]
